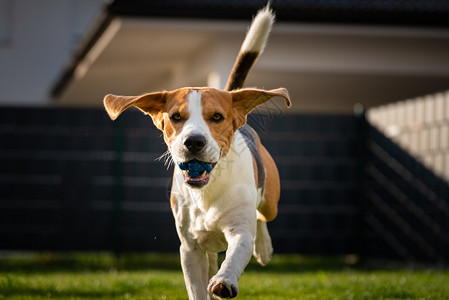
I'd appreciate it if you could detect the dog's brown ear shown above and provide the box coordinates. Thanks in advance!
[231,87,291,129]
[231,87,290,114]
[104,92,166,120]
[104,92,167,129]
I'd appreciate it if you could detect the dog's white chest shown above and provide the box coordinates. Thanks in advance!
[188,205,228,252]
[172,193,230,253]
[171,132,258,252]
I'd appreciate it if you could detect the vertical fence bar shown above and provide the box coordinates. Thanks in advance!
[354,103,367,264]
[112,118,125,255]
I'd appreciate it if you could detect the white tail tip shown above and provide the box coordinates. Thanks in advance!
[241,4,275,53]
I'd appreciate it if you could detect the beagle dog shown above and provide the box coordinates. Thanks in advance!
[104,6,290,299]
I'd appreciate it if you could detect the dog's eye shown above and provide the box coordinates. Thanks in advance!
[212,113,224,122]
[171,113,183,122]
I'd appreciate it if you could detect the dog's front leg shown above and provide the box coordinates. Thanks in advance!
[180,244,209,300]
[208,231,254,298]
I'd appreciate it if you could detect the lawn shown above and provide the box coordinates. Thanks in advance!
[1,253,448,299]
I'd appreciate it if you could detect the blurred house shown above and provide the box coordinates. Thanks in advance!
[0,0,104,106]
[1,0,449,113]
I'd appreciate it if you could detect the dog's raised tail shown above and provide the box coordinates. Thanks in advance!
[225,5,275,91]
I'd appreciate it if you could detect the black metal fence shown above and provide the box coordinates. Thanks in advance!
[363,124,449,263]
[1,106,448,263]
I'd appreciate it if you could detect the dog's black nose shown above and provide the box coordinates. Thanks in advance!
[184,135,206,153]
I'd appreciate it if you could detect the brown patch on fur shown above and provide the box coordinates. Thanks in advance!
[244,127,280,222]
[200,89,235,158]
[225,51,260,91]
[160,88,193,146]
[170,192,176,210]
[257,143,280,222]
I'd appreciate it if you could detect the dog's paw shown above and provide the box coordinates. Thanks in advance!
[208,274,238,299]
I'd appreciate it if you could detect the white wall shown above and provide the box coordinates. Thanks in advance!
[368,90,449,182]
[0,0,104,106]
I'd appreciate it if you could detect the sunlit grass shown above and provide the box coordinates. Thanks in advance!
[1,253,448,299]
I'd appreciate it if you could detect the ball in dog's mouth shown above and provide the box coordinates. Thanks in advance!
[178,160,217,188]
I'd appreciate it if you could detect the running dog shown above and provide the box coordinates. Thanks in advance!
[104,5,290,299]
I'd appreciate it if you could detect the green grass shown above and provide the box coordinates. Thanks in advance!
[1,253,448,299]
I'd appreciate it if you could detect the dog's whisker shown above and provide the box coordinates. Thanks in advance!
[165,156,175,169]
[155,151,167,162]
[156,150,174,169]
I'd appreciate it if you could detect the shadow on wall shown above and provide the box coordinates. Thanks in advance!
[363,123,449,264]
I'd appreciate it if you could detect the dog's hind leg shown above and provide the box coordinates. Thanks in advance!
[207,252,218,279]
[253,219,273,266]
[207,252,218,300]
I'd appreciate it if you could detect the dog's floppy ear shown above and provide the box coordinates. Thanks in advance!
[103,92,166,129]
[231,87,291,129]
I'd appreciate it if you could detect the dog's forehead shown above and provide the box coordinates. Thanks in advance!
[166,88,192,108]
[198,88,232,112]
[202,88,231,99]
[168,87,232,112]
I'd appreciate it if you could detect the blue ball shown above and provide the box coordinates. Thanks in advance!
[189,161,203,172]
[178,160,212,178]
[188,171,201,178]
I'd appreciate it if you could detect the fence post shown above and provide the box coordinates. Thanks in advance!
[354,103,367,264]
[112,118,124,255]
